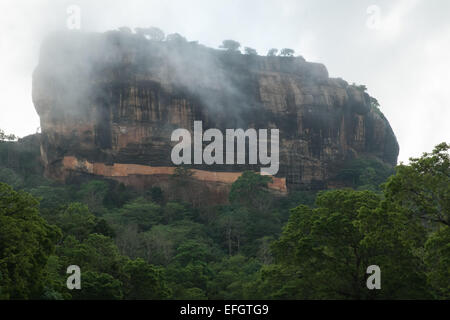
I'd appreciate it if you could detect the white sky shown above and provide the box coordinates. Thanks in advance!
[0,0,449,163]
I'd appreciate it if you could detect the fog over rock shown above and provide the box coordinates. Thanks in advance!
[32,30,399,192]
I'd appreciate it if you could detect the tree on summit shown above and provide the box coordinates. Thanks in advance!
[280,48,295,57]
[0,128,16,141]
[220,40,241,52]
[267,48,278,56]
[244,47,258,55]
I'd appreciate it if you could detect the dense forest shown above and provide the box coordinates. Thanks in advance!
[0,131,448,300]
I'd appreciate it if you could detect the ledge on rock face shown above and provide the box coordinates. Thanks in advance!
[32,30,399,195]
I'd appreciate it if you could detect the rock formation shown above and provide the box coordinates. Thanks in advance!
[32,30,399,196]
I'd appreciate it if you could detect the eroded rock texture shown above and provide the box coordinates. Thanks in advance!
[32,31,398,192]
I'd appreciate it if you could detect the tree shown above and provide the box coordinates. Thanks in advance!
[163,202,186,224]
[219,40,241,52]
[146,26,165,41]
[352,83,368,92]
[217,207,248,256]
[171,166,194,190]
[208,255,261,299]
[0,183,61,299]
[267,48,278,56]
[0,167,23,188]
[384,142,449,226]
[71,271,123,300]
[370,97,380,109]
[0,129,16,141]
[122,258,171,299]
[270,189,430,299]
[56,202,97,241]
[244,47,257,55]
[424,226,450,299]
[280,48,295,57]
[57,234,124,279]
[119,197,162,231]
[166,33,187,44]
[141,226,174,265]
[229,171,272,209]
[76,180,109,214]
[150,186,164,204]
[135,27,165,41]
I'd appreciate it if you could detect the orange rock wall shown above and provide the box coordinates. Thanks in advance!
[62,156,287,193]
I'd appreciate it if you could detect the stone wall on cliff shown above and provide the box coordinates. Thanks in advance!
[32,30,399,192]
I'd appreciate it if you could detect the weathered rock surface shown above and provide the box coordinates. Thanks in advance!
[32,31,399,193]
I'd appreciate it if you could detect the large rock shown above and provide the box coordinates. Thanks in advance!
[32,31,399,193]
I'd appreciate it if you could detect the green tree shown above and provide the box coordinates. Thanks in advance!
[76,180,109,215]
[270,189,430,299]
[207,255,260,299]
[0,167,23,188]
[119,197,162,231]
[280,48,294,57]
[122,258,171,299]
[384,142,449,226]
[0,183,61,299]
[56,203,97,241]
[71,271,123,300]
[229,171,272,209]
[217,207,248,256]
[57,234,124,279]
[424,226,450,299]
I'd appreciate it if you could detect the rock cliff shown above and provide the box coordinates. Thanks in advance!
[32,31,399,194]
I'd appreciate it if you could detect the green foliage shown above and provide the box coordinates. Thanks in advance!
[0,135,44,185]
[57,234,124,278]
[76,180,109,215]
[56,203,97,241]
[424,227,450,299]
[335,157,394,190]
[384,142,449,226]
[122,258,171,299]
[207,255,260,299]
[118,197,163,231]
[28,185,71,212]
[0,167,24,188]
[229,171,272,207]
[0,183,61,299]
[71,271,123,300]
[150,186,164,204]
[103,182,136,209]
[0,141,448,300]
[270,189,430,299]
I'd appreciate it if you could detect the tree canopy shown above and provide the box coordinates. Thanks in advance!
[220,40,241,52]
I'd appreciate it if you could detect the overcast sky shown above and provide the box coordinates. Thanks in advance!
[0,0,449,163]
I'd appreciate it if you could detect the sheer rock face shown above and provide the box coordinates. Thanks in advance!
[32,31,399,192]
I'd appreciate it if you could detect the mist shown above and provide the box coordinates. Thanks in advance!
[1,0,449,163]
